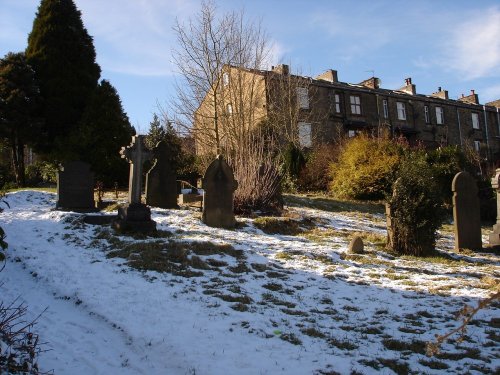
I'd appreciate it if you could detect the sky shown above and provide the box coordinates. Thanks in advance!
[1,0,499,134]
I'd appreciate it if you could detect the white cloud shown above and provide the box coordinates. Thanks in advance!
[481,83,500,103]
[264,39,288,68]
[439,7,500,80]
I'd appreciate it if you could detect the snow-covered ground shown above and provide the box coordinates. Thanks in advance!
[1,190,498,374]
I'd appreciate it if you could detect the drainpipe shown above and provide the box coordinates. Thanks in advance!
[456,107,463,146]
[376,94,381,138]
[483,105,491,161]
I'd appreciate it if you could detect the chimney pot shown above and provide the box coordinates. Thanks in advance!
[438,87,442,92]
[471,89,475,95]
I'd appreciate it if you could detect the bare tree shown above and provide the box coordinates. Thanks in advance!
[171,0,270,155]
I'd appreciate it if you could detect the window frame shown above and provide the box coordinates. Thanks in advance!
[382,99,389,119]
[350,95,361,115]
[226,103,233,114]
[296,87,309,109]
[396,101,406,121]
[436,106,444,125]
[298,122,312,148]
[424,105,430,124]
[222,72,229,87]
[334,94,341,113]
[472,112,480,130]
[474,140,481,152]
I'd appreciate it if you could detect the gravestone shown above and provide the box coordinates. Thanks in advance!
[145,140,178,209]
[348,236,364,254]
[113,135,156,233]
[489,168,500,247]
[56,161,96,211]
[202,155,238,228]
[452,171,482,251]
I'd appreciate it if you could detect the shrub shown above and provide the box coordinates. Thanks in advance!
[297,143,339,192]
[329,135,406,200]
[25,161,58,186]
[386,153,446,256]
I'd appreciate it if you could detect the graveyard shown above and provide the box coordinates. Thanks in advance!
[1,186,498,374]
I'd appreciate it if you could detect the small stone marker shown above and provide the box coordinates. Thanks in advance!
[145,140,178,209]
[113,135,156,233]
[489,168,500,247]
[348,236,364,254]
[452,171,482,251]
[56,161,96,211]
[202,155,238,228]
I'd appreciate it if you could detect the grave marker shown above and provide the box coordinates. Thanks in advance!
[56,161,95,211]
[202,155,238,228]
[452,171,481,251]
[145,140,178,209]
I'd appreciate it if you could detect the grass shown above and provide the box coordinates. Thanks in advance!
[253,216,318,235]
[283,193,385,216]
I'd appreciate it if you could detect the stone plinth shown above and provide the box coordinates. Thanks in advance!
[113,203,156,233]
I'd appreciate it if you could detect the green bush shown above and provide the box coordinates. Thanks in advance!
[386,153,447,256]
[329,135,405,200]
[25,161,58,185]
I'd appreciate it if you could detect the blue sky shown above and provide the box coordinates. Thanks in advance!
[1,0,499,134]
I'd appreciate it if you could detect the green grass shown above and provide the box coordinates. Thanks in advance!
[5,186,56,193]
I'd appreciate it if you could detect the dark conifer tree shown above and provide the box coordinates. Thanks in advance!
[74,80,135,186]
[25,0,100,158]
[0,52,41,186]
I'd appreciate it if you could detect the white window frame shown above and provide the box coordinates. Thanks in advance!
[226,103,233,114]
[350,95,361,115]
[334,94,341,113]
[474,140,481,152]
[296,87,309,109]
[436,106,444,125]
[298,122,312,148]
[348,130,356,138]
[222,72,229,87]
[396,102,406,121]
[383,99,389,119]
[424,105,430,124]
[472,113,480,129]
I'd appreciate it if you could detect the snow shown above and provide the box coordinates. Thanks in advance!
[1,190,499,374]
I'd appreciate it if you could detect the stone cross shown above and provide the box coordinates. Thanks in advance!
[489,168,500,247]
[452,171,482,252]
[120,135,153,204]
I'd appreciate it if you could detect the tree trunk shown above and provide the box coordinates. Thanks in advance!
[11,132,26,187]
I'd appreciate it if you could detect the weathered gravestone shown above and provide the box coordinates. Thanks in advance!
[145,140,178,209]
[56,161,96,211]
[202,155,238,228]
[489,168,500,247]
[113,135,156,233]
[452,171,482,251]
[348,236,364,254]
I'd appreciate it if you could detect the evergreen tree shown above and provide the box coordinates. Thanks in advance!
[145,113,166,150]
[25,0,100,158]
[74,80,135,186]
[0,52,41,186]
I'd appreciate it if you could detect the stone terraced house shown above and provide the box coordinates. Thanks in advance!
[195,64,500,165]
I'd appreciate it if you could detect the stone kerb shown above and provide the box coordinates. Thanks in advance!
[452,171,482,252]
[202,155,238,228]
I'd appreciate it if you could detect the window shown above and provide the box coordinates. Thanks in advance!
[350,95,361,115]
[383,99,389,119]
[296,87,309,109]
[396,102,406,120]
[298,122,312,148]
[424,105,430,124]
[334,94,341,113]
[226,104,233,114]
[348,130,356,138]
[474,140,481,152]
[222,72,229,86]
[472,113,480,129]
[436,106,444,125]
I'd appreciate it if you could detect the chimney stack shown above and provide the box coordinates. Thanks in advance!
[316,69,338,83]
[398,77,416,95]
[431,87,449,100]
[458,89,479,105]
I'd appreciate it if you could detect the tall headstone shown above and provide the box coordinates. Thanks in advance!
[56,161,95,211]
[452,171,482,251]
[489,168,500,247]
[202,155,238,228]
[113,135,156,233]
[145,141,178,209]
